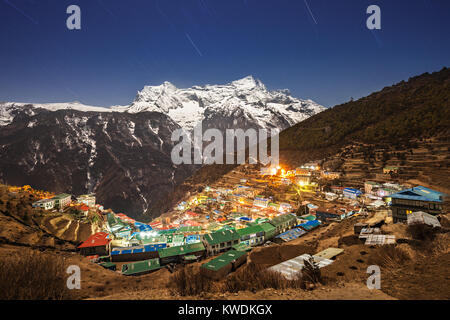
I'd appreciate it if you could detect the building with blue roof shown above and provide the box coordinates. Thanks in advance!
[388,186,447,223]
[343,188,363,199]
[274,228,307,243]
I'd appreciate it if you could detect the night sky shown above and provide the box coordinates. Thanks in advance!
[1,0,449,107]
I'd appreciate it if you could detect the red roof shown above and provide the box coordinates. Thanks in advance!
[78,232,111,248]
[185,220,201,226]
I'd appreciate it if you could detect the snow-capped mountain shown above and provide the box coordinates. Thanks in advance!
[114,75,325,132]
[0,76,324,132]
[0,76,324,218]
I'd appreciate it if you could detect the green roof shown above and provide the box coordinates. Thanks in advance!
[232,243,252,252]
[259,222,277,239]
[158,242,205,258]
[99,262,116,268]
[177,226,202,233]
[259,222,276,234]
[157,229,177,235]
[201,250,247,272]
[270,214,296,227]
[166,234,185,244]
[139,236,166,243]
[182,255,198,261]
[300,214,316,221]
[218,225,236,231]
[236,225,264,237]
[203,229,240,246]
[52,193,71,199]
[121,258,160,275]
[207,222,220,231]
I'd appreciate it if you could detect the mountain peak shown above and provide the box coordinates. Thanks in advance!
[230,75,265,90]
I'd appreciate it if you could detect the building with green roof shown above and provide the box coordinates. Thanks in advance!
[121,258,160,276]
[165,234,185,246]
[202,229,240,255]
[259,222,277,241]
[232,242,252,252]
[269,214,297,235]
[201,250,247,280]
[158,242,205,264]
[177,226,202,234]
[236,225,264,247]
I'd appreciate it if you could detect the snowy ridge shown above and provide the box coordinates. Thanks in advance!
[0,76,325,130]
[122,75,325,132]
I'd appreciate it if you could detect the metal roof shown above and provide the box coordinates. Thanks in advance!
[259,222,276,234]
[364,234,396,245]
[314,248,344,260]
[111,243,166,255]
[203,229,240,245]
[78,232,111,248]
[157,242,205,258]
[121,258,161,275]
[236,225,264,237]
[275,228,307,242]
[407,211,441,228]
[270,214,296,227]
[389,186,446,203]
[201,250,247,271]
[267,254,334,280]
[298,220,321,230]
[52,193,71,199]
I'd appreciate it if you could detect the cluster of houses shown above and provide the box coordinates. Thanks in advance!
[24,159,447,279]
[77,210,326,277]
[32,193,72,211]
[31,193,102,218]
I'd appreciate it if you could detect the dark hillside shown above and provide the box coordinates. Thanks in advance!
[280,67,449,153]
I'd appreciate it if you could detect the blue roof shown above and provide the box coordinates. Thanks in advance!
[343,188,362,194]
[275,228,307,241]
[389,186,446,203]
[186,235,201,244]
[111,243,167,255]
[298,220,321,230]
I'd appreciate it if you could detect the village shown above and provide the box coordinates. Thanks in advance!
[20,159,447,282]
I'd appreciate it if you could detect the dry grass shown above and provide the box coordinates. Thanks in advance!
[406,223,440,241]
[223,263,308,293]
[0,251,72,300]
[368,245,411,268]
[167,261,325,296]
[167,265,214,296]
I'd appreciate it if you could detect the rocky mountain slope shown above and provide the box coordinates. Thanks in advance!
[0,77,323,218]
[0,108,193,217]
